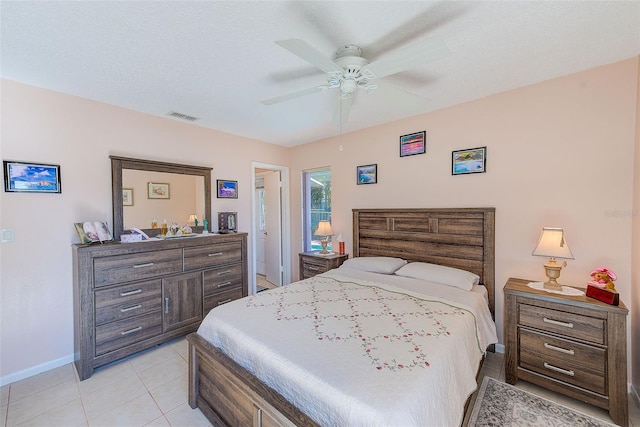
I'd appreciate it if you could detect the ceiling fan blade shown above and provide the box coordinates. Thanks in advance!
[333,95,353,128]
[260,85,330,105]
[363,37,449,79]
[373,80,430,109]
[276,39,343,74]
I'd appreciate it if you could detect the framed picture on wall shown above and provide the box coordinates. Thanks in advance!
[148,182,170,199]
[3,160,62,193]
[399,131,426,157]
[122,188,133,206]
[217,180,238,198]
[356,164,377,185]
[452,147,487,175]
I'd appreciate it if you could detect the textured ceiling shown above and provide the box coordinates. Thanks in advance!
[2,1,639,147]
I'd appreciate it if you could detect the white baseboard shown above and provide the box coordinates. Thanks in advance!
[0,354,74,387]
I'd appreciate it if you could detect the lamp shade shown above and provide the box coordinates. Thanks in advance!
[315,220,334,237]
[188,214,198,223]
[532,227,574,259]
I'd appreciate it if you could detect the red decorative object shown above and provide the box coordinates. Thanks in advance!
[586,284,619,306]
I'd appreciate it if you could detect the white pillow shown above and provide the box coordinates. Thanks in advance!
[340,256,407,274]
[393,262,480,291]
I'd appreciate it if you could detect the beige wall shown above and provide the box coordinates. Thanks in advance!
[1,57,638,388]
[291,57,638,379]
[0,79,290,381]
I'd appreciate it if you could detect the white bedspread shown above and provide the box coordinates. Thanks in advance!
[197,267,498,427]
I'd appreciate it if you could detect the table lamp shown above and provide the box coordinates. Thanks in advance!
[315,220,334,254]
[532,227,574,290]
[188,214,198,227]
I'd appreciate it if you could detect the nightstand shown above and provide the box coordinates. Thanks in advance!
[504,277,629,426]
[299,252,349,280]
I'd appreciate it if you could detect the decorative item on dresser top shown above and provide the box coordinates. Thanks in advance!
[298,251,349,280]
[504,277,629,426]
[72,232,247,380]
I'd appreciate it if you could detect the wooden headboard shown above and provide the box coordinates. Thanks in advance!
[353,208,496,319]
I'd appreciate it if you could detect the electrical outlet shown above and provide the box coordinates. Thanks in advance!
[1,228,15,243]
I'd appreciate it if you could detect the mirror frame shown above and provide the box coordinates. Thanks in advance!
[110,155,212,239]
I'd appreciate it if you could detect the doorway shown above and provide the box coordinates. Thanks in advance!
[251,162,290,294]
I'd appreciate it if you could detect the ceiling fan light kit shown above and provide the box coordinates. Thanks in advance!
[261,37,450,126]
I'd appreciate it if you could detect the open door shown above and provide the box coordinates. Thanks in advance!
[264,170,282,286]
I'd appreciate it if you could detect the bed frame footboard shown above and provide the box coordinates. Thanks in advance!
[187,332,319,427]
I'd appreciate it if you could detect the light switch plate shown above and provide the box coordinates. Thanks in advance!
[1,228,15,243]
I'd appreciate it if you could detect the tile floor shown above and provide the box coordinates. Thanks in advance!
[1,339,638,426]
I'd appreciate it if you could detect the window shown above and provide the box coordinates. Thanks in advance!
[302,168,331,252]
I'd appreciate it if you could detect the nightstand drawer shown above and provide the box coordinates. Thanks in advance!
[520,351,606,395]
[520,328,605,373]
[519,303,604,344]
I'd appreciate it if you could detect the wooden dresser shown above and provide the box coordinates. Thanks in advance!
[298,251,348,280]
[73,233,247,380]
[504,277,628,426]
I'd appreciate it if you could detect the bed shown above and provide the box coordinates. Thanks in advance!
[188,207,497,427]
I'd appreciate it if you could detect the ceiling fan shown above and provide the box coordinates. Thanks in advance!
[260,37,450,126]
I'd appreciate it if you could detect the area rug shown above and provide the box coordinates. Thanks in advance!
[468,377,617,427]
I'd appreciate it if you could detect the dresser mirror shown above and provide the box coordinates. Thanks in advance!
[111,156,212,239]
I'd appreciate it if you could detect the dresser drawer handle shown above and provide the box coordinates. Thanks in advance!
[218,298,232,305]
[120,304,142,313]
[121,326,143,336]
[208,252,224,257]
[543,362,575,376]
[120,289,142,297]
[133,262,154,269]
[217,270,232,275]
[217,281,232,288]
[544,342,575,355]
[543,317,573,328]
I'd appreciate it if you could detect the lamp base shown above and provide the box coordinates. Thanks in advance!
[543,280,563,291]
[319,238,329,254]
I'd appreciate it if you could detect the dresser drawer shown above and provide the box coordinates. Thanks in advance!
[204,287,243,314]
[93,249,183,288]
[519,328,605,374]
[203,264,243,297]
[95,311,162,356]
[519,303,605,344]
[184,242,242,271]
[95,280,162,326]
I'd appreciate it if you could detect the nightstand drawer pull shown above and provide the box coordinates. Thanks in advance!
[208,252,224,257]
[121,326,143,336]
[218,298,232,305]
[120,289,142,297]
[308,267,320,271]
[544,342,575,355]
[120,304,142,313]
[217,281,232,288]
[543,317,573,328]
[133,262,154,269]
[217,270,232,275]
[543,362,575,376]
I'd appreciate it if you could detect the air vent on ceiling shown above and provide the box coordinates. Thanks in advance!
[167,111,199,122]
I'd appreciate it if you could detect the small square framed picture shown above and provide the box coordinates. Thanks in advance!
[399,131,426,157]
[148,182,170,199]
[122,188,134,206]
[452,147,487,175]
[217,180,238,198]
[356,164,377,185]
